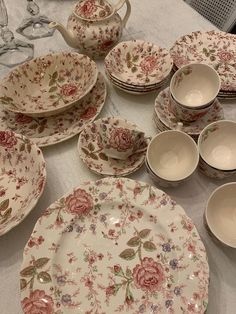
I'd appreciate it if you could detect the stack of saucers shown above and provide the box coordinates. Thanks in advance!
[105,40,173,94]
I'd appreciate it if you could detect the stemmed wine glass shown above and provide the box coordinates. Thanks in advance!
[0,0,34,67]
[16,0,55,40]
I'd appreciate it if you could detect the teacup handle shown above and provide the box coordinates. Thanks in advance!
[113,0,131,28]
[134,136,151,154]
[175,122,183,131]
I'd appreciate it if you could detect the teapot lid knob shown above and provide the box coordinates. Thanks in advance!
[73,0,113,21]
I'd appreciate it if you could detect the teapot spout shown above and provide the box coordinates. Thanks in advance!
[49,22,78,49]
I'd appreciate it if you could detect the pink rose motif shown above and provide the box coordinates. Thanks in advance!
[0,131,17,148]
[61,83,78,97]
[79,0,96,18]
[217,50,233,62]
[81,106,97,120]
[65,188,93,216]
[15,113,33,124]
[140,56,158,74]
[109,128,134,152]
[106,285,116,296]
[133,257,165,292]
[21,289,54,314]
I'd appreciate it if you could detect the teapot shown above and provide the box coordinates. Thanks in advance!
[49,0,131,59]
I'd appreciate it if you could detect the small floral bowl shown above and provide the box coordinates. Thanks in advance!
[105,40,173,87]
[0,52,98,117]
[205,182,236,248]
[170,63,220,110]
[146,130,199,186]
[198,120,236,178]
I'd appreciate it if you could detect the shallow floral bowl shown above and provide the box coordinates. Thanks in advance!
[198,120,236,178]
[205,182,236,248]
[170,63,220,109]
[0,52,98,117]
[0,130,46,236]
[105,40,173,86]
[146,130,199,184]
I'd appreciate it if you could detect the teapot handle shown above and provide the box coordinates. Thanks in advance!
[113,0,131,28]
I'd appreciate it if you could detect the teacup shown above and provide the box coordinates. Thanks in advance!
[146,129,199,186]
[205,182,236,248]
[198,120,236,179]
[169,93,215,122]
[170,63,221,121]
[99,117,149,160]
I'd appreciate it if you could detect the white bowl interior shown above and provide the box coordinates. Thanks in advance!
[171,64,220,108]
[206,183,236,248]
[147,131,199,181]
[0,53,97,115]
[199,121,236,170]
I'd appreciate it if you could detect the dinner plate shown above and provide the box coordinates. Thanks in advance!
[170,30,236,92]
[0,131,46,236]
[0,73,106,147]
[155,87,224,137]
[20,177,209,314]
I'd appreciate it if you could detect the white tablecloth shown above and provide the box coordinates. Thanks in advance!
[1,1,236,313]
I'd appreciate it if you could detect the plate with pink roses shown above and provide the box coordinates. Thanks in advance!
[20,177,209,314]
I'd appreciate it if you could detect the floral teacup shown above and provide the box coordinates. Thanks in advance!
[99,117,149,160]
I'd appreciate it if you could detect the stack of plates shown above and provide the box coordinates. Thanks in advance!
[170,30,236,99]
[105,40,173,94]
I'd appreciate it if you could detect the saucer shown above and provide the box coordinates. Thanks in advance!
[78,117,148,176]
[0,73,106,147]
[154,87,224,138]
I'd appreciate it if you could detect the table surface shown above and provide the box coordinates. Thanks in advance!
[1,1,236,313]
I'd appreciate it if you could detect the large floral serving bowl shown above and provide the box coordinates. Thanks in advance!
[20,177,209,314]
[105,40,173,86]
[0,52,98,117]
[0,131,46,236]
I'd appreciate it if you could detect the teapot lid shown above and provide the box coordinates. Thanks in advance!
[74,0,113,21]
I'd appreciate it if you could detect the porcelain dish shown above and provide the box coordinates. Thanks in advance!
[154,87,224,140]
[20,177,209,314]
[205,182,236,248]
[78,117,149,176]
[146,130,199,186]
[0,52,98,117]
[170,63,220,109]
[0,131,46,236]
[105,40,173,87]
[198,120,236,178]
[170,30,236,94]
[0,73,107,147]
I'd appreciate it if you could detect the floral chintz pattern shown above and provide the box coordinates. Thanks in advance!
[105,40,173,85]
[75,0,112,20]
[0,52,97,116]
[68,12,122,58]
[0,73,106,147]
[170,30,236,91]
[154,87,224,138]
[78,117,148,176]
[20,177,209,313]
[0,131,46,236]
